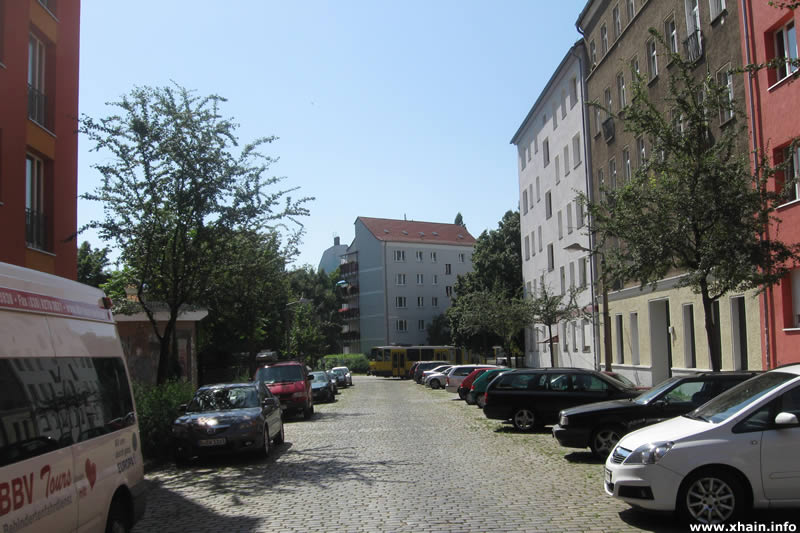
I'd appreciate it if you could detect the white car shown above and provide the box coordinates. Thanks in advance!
[604,363,800,525]
[423,366,452,389]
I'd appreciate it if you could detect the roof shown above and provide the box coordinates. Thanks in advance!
[356,217,476,245]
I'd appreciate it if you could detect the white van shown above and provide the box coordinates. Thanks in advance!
[0,262,146,532]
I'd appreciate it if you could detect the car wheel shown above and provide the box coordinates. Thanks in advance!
[105,498,131,533]
[590,425,624,458]
[458,389,467,401]
[173,445,191,467]
[430,379,441,389]
[303,405,314,419]
[273,423,285,445]
[678,468,747,525]
[262,425,271,457]
[476,395,485,409]
[512,408,536,432]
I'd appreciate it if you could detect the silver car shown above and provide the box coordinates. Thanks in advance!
[331,366,353,387]
[424,365,452,389]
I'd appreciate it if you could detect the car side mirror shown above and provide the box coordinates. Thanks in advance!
[307,375,313,381]
[178,404,187,413]
[775,412,799,426]
[652,399,667,409]
[263,397,279,408]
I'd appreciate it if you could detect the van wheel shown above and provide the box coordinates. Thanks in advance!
[678,468,747,525]
[274,423,285,445]
[105,498,131,533]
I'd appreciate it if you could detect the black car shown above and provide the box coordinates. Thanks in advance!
[413,361,446,383]
[171,382,284,465]
[310,371,336,403]
[482,368,639,432]
[552,371,758,457]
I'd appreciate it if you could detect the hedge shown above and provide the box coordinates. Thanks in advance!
[320,353,370,373]
[133,380,195,462]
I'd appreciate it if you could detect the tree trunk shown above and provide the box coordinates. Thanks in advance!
[548,324,555,367]
[700,289,721,372]
[156,313,179,384]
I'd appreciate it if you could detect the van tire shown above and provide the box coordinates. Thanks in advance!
[105,498,131,533]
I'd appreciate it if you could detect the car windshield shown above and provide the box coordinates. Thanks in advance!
[333,369,346,376]
[632,376,684,405]
[187,386,259,412]
[687,372,797,424]
[310,372,328,382]
[255,365,304,384]
[431,366,450,373]
[607,373,637,389]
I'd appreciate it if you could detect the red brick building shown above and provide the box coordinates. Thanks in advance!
[0,0,80,279]
[740,1,800,367]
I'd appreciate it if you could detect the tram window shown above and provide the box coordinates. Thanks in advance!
[408,349,420,362]
[421,349,433,360]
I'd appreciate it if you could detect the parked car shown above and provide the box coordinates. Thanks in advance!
[553,371,758,457]
[310,371,336,403]
[172,382,284,464]
[326,370,339,394]
[456,367,500,400]
[329,368,347,388]
[414,361,448,383]
[445,365,498,394]
[605,364,800,525]
[254,360,314,419]
[483,368,639,431]
[469,368,511,406]
[602,371,650,391]
[332,366,353,387]
[424,366,452,389]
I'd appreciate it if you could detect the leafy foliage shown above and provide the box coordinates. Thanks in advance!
[133,380,195,461]
[77,241,111,288]
[529,284,586,367]
[321,353,370,373]
[426,313,452,345]
[81,84,311,383]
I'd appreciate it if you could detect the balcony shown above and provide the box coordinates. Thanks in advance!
[602,116,615,143]
[338,307,360,320]
[340,261,359,276]
[28,85,48,129]
[684,30,703,63]
[26,208,50,251]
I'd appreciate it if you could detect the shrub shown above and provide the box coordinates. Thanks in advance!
[321,353,370,373]
[133,380,195,462]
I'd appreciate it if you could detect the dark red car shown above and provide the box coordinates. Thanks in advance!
[457,367,497,401]
[254,361,314,419]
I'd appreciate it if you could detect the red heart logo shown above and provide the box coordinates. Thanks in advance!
[85,459,97,489]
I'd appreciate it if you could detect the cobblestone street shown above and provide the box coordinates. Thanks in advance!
[133,376,763,533]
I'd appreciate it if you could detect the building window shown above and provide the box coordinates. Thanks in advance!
[615,314,625,364]
[709,0,726,21]
[631,55,640,79]
[445,286,453,297]
[570,77,578,108]
[418,320,426,331]
[25,154,48,251]
[617,72,627,108]
[576,200,585,229]
[780,144,800,203]
[594,106,603,137]
[543,138,550,166]
[432,297,439,307]
[558,210,563,240]
[393,250,405,262]
[647,39,658,80]
[561,90,568,119]
[396,296,407,308]
[563,146,570,176]
[717,65,734,123]
[604,87,613,115]
[683,304,697,368]
[433,274,439,285]
[613,5,622,40]
[396,320,408,332]
[445,263,452,275]
[626,0,636,23]
[579,257,587,287]
[622,148,631,182]
[790,269,800,327]
[555,155,561,183]
[416,273,424,285]
[637,136,646,167]
[630,313,640,365]
[601,24,609,55]
[28,34,47,127]
[569,262,575,289]
[525,235,531,260]
[416,250,424,262]
[609,158,617,190]
[545,191,552,219]
[417,297,424,308]
[529,184,534,210]
[598,168,605,199]
[430,251,437,262]
[531,231,536,255]
[538,227,543,252]
[572,134,582,166]
[666,16,678,55]
[552,103,559,129]
[522,189,529,215]
[547,244,555,272]
[774,20,798,82]
[567,204,573,235]
[685,0,703,60]
[590,40,597,67]
[396,273,406,286]
[536,176,541,202]
[560,266,566,295]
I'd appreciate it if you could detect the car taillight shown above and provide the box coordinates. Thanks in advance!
[483,393,488,405]
[470,384,475,391]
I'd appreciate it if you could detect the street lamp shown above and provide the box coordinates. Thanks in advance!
[564,242,612,372]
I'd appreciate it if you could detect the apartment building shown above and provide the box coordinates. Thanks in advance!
[511,42,597,370]
[0,0,80,279]
[339,217,475,355]
[577,0,762,386]
[739,1,800,367]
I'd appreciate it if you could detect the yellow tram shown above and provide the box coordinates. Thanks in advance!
[368,345,475,378]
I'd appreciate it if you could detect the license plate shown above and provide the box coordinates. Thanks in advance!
[604,468,612,484]
[198,438,226,447]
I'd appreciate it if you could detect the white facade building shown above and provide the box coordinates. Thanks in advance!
[511,42,597,369]
[339,217,475,355]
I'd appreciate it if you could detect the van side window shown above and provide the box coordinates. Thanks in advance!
[0,357,135,467]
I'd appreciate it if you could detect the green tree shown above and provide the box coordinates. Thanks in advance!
[585,31,800,371]
[77,241,111,288]
[288,302,326,369]
[287,266,345,356]
[426,313,452,345]
[529,284,585,367]
[81,84,311,384]
[454,212,466,228]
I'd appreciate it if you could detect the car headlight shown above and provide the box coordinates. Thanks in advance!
[237,418,260,430]
[291,391,306,399]
[623,441,674,465]
[559,414,568,427]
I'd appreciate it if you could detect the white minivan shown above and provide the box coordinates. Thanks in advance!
[0,261,146,532]
[604,363,800,525]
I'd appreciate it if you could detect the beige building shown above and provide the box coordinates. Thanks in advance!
[576,0,762,385]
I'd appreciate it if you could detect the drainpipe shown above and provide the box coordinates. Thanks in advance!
[740,0,772,369]
[570,35,602,372]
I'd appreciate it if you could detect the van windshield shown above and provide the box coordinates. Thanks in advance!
[687,372,796,424]
[256,365,304,384]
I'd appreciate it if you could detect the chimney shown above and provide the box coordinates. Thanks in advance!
[334,236,340,246]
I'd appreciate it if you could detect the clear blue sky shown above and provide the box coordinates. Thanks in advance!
[78,1,585,269]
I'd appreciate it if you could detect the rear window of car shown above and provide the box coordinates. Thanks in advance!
[256,365,304,383]
[496,373,539,390]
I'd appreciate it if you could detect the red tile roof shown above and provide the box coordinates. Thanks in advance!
[357,217,476,245]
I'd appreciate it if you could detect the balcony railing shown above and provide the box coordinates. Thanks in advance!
[684,30,703,63]
[26,208,50,251]
[340,261,359,276]
[28,85,48,128]
[602,116,615,143]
